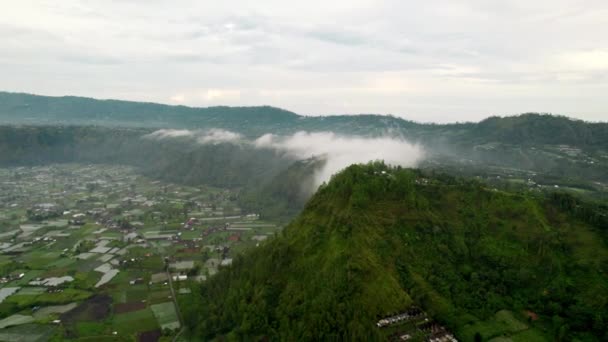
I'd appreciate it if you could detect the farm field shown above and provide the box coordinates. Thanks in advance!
[0,164,282,340]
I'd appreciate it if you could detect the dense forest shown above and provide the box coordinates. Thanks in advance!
[181,163,608,341]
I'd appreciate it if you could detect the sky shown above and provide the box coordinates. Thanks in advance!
[1,0,607,123]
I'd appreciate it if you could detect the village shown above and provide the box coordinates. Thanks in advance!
[376,308,458,342]
[0,163,281,341]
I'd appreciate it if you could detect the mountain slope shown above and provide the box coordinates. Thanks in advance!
[181,163,608,341]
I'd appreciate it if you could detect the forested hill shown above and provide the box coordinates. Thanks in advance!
[1,92,607,149]
[181,163,608,341]
[0,92,298,134]
[463,114,608,149]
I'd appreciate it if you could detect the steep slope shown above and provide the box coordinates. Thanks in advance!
[182,163,608,341]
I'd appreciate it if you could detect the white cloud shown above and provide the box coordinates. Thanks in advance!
[196,129,243,144]
[145,128,243,145]
[556,49,608,71]
[170,94,186,103]
[255,131,425,186]
[144,129,194,139]
[145,128,425,188]
[203,89,241,102]
[1,1,607,122]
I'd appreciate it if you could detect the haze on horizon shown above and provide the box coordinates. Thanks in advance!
[1,0,607,123]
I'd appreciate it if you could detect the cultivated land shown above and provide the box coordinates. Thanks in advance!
[0,164,281,341]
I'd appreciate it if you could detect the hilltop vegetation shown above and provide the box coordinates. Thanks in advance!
[182,163,608,341]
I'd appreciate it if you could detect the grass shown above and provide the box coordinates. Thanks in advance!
[511,328,548,342]
[17,287,47,295]
[459,310,530,341]
[126,286,148,302]
[150,302,180,330]
[112,308,159,335]
[74,272,102,289]
[5,288,91,308]
[8,270,44,286]
[21,251,62,269]
[0,323,55,342]
[494,310,528,332]
[111,290,127,304]
[179,230,201,240]
[75,321,108,337]
[148,289,172,305]
[32,302,78,319]
[48,257,77,268]
[0,314,34,328]
[106,269,130,287]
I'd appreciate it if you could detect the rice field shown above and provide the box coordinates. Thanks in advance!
[151,302,180,330]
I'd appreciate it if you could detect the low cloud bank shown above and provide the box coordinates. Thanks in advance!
[144,129,242,144]
[144,128,425,187]
[254,131,424,187]
[144,129,194,139]
[196,129,242,144]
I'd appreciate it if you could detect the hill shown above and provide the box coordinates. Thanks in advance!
[1,92,607,147]
[0,92,298,135]
[181,163,608,341]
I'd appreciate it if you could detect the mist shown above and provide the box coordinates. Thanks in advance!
[144,128,243,144]
[143,129,425,188]
[254,131,425,187]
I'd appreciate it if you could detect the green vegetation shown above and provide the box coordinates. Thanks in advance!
[0,323,55,342]
[2,289,91,315]
[111,308,158,335]
[150,302,180,330]
[1,92,607,340]
[0,163,281,340]
[183,163,608,341]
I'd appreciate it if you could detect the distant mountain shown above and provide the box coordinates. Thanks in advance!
[181,163,608,341]
[0,92,298,134]
[2,92,606,148]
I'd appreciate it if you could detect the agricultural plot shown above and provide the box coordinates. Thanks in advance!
[460,310,547,341]
[151,302,180,330]
[14,287,45,296]
[32,302,77,319]
[0,164,281,340]
[0,314,34,329]
[112,308,159,335]
[0,324,55,342]
[0,288,19,303]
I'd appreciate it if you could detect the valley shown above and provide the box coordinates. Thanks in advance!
[0,93,606,341]
[0,164,281,341]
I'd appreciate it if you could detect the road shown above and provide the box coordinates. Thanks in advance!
[164,256,186,342]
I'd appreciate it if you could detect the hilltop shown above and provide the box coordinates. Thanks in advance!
[181,163,608,341]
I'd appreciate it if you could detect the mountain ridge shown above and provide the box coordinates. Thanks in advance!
[181,163,608,341]
[1,91,605,126]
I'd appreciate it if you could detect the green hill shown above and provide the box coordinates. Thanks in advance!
[2,92,607,149]
[181,163,608,341]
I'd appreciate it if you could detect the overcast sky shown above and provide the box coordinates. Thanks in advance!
[1,1,607,122]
